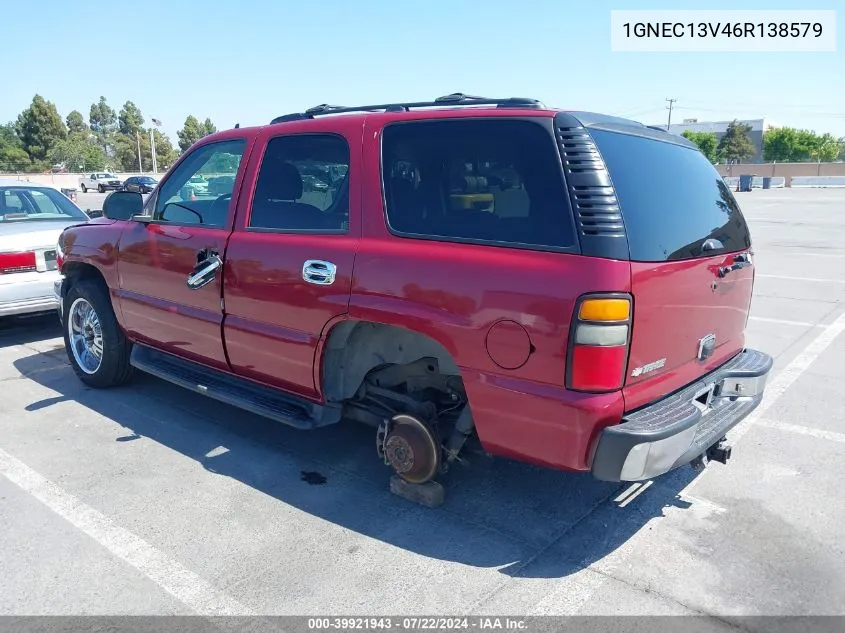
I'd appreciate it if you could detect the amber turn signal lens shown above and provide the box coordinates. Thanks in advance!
[578,298,630,322]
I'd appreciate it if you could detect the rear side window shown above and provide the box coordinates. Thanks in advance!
[249,134,349,232]
[590,129,751,262]
[382,119,575,250]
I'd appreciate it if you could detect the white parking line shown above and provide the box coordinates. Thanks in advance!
[0,447,254,616]
[748,316,822,328]
[757,419,845,444]
[687,307,845,473]
[756,274,845,283]
[524,308,845,616]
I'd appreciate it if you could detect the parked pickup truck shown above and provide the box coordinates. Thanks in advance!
[79,172,122,193]
[54,94,773,505]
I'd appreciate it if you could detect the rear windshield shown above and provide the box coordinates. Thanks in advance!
[590,129,752,262]
[382,119,576,250]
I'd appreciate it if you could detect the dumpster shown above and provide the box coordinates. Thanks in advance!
[762,177,772,190]
[739,174,753,192]
[60,187,78,202]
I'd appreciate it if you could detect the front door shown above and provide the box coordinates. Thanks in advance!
[222,123,361,399]
[116,137,251,371]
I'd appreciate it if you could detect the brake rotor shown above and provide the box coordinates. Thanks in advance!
[383,413,441,484]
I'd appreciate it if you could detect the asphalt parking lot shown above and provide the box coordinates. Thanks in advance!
[1,188,844,624]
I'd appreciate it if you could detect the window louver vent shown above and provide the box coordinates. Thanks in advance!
[557,126,625,238]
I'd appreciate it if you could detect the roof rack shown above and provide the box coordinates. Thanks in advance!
[270,93,545,124]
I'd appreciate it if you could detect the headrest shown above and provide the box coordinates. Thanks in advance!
[258,161,303,200]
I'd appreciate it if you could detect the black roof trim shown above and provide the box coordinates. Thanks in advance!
[270,93,545,124]
[563,111,698,150]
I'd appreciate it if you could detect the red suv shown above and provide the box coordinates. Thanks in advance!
[55,94,772,499]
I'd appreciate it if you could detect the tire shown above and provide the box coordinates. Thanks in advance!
[98,184,105,193]
[81,184,87,193]
[63,278,133,388]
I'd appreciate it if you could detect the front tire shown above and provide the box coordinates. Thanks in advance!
[63,279,133,388]
[97,184,105,193]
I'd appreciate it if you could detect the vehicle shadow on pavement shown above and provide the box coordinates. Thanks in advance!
[14,350,701,579]
[0,313,62,347]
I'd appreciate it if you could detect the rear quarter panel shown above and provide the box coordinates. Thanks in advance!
[348,115,629,471]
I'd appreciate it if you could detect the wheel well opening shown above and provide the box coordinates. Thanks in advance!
[321,320,463,403]
[323,321,477,474]
[62,262,107,298]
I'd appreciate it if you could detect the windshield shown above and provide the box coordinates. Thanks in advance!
[0,187,89,222]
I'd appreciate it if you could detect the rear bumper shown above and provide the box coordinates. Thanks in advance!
[591,348,773,482]
[0,272,61,317]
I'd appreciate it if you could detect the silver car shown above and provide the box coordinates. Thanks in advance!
[0,180,89,317]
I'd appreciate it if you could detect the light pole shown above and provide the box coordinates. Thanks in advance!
[136,131,143,172]
[150,118,162,174]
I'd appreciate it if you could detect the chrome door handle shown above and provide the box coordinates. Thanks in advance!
[302,260,337,285]
[187,253,222,290]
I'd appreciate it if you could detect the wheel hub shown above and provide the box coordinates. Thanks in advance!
[379,413,441,484]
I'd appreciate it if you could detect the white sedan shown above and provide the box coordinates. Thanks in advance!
[0,180,90,318]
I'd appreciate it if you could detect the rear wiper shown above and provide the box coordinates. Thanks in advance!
[700,238,724,254]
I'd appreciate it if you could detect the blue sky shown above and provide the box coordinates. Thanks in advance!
[4,0,843,142]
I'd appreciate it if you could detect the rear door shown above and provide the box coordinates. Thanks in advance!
[589,128,755,411]
[222,120,360,399]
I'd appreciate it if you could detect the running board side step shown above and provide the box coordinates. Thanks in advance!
[130,344,341,429]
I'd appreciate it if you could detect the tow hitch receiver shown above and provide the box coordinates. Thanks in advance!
[707,438,732,465]
[690,438,732,472]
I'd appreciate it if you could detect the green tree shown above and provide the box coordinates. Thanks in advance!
[152,129,179,169]
[66,110,89,137]
[113,132,143,171]
[50,136,106,171]
[177,116,218,152]
[0,122,31,172]
[838,137,845,161]
[762,127,799,162]
[177,115,204,152]
[202,118,217,136]
[814,133,840,162]
[89,96,117,151]
[716,120,756,163]
[765,127,843,162]
[15,95,68,163]
[118,100,145,136]
[114,128,180,172]
[682,130,720,163]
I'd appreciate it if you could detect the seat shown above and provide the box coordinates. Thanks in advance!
[250,161,336,230]
[389,176,429,233]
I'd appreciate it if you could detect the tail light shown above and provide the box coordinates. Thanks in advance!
[566,294,633,393]
[56,233,65,270]
[0,251,37,275]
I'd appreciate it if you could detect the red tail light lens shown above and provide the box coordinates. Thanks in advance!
[0,251,37,274]
[566,294,633,393]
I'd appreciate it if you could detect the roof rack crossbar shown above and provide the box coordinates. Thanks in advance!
[270,93,544,124]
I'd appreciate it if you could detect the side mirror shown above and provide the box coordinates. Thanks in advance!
[102,191,143,220]
[86,208,104,219]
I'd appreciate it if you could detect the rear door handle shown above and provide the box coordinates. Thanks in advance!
[718,252,753,278]
[302,260,337,285]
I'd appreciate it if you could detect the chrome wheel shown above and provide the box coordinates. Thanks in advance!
[68,297,104,374]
